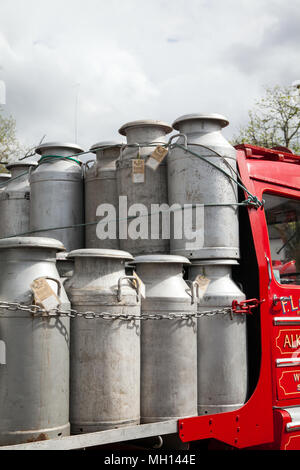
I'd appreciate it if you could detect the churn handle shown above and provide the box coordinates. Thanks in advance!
[117,276,140,302]
[185,280,198,305]
[167,132,188,149]
[82,159,95,177]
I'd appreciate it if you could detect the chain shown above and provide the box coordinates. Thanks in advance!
[0,301,234,320]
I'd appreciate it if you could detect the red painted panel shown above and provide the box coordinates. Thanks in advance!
[274,328,300,356]
[276,368,300,400]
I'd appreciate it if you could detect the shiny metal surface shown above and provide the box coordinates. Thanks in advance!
[0,237,70,445]
[29,142,84,251]
[168,113,239,260]
[0,162,37,238]
[189,261,247,415]
[135,255,197,423]
[65,248,141,433]
[116,119,172,255]
[85,141,121,249]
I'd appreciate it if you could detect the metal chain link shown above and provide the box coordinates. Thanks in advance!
[0,301,234,320]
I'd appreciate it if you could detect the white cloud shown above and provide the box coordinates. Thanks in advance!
[0,0,299,152]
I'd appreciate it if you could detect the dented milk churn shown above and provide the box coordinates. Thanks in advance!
[116,120,172,255]
[85,141,122,249]
[29,142,84,251]
[64,248,141,433]
[168,114,239,260]
[134,254,198,423]
[0,161,37,238]
[188,260,248,415]
[0,237,70,445]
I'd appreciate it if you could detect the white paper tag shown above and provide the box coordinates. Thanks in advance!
[42,295,61,311]
[133,272,146,299]
[31,278,61,313]
[194,275,210,299]
[146,146,168,171]
[132,159,145,183]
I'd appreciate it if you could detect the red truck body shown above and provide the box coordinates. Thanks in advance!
[179,144,300,450]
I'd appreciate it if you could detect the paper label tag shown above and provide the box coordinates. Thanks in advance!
[146,146,168,171]
[132,159,145,183]
[31,278,61,312]
[194,275,210,299]
[133,272,146,299]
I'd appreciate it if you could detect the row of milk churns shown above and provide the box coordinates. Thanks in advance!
[0,113,247,445]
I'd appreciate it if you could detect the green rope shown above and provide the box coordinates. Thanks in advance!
[172,143,264,209]
[38,155,82,166]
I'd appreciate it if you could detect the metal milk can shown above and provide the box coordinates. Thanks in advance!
[0,161,37,238]
[85,141,121,249]
[0,237,70,445]
[64,248,141,433]
[189,260,248,415]
[168,113,239,260]
[134,254,198,423]
[116,119,172,255]
[29,142,84,251]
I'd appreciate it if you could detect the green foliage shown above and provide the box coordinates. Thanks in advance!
[232,85,300,153]
[0,106,23,171]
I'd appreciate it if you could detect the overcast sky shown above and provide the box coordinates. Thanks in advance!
[1,0,300,156]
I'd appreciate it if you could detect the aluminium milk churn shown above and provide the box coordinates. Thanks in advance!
[134,254,198,423]
[116,119,172,255]
[189,260,247,415]
[0,237,70,445]
[29,142,84,251]
[168,113,239,260]
[85,141,122,249]
[65,248,141,433]
[0,161,37,238]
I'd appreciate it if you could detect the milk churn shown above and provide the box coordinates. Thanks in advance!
[0,237,70,445]
[0,161,37,238]
[0,173,11,190]
[188,260,247,415]
[30,142,84,251]
[85,141,122,249]
[168,113,239,260]
[65,248,141,433]
[116,120,172,255]
[134,254,198,423]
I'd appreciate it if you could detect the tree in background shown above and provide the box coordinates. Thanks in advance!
[232,85,300,153]
[0,106,23,173]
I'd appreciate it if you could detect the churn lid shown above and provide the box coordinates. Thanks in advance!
[67,248,134,261]
[6,161,38,170]
[89,141,123,153]
[118,119,173,136]
[0,237,66,251]
[35,142,84,155]
[134,254,191,265]
[172,113,229,130]
[190,259,239,266]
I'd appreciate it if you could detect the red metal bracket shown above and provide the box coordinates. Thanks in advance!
[232,298,263,314]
